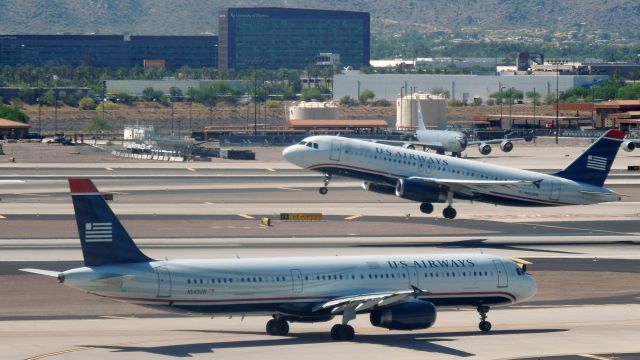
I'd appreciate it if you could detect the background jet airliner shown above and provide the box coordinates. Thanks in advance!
[283,129,625,219]
[375,101,533,157]
[21,179,536,341]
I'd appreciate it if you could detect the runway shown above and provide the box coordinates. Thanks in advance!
[0,145,639,359]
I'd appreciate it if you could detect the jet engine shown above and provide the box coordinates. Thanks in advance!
[621,140,636,152]
[395,178,446,203]
[362,181,396,196]
[500,140,514,153]
[370,301,437,330]
[479,143,492,155]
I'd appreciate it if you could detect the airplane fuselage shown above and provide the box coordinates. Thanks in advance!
[284,136,620,207]
[61,253,536,318]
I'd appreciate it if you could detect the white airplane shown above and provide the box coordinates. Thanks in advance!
[21,179,537,341]
[378,101,533,157]
[283,129,625,219]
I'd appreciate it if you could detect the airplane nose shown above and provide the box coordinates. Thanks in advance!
[282,145,299,164]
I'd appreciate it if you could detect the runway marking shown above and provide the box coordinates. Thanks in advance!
[279,187,303,191]
[187,168,196,172]
[525,223,630,235]
[104,167,113,171]
[238,214,255,219]
[13,193,49,197]
[345,214,363,220]
[0,214,5,219]
[108,191,129,195]
[204,201,214,205]
[99,315,131,319]
[578,354,615,360]
[266,168,276,172]
[26,347,93,360]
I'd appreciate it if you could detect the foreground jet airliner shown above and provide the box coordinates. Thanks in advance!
[21,179,536,341]
[283,129,625,219]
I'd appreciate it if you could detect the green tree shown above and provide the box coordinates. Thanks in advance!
[0,104,30,123]
[84,116,112,132]
[169,86,183,99]
[142,87,164,102]
[358,89,375,104]
[300,87,322,101]
[526,90,542,105]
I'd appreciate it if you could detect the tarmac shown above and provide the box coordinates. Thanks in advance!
[0,139,639,359]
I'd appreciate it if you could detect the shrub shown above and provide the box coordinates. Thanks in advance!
[78,97,97,110]
[447,99,465,107]
[371,99,392,107]
[96,101,118,111]
[340,96,357,107]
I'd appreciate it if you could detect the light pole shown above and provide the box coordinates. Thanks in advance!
[170,96,175,136]
[532,87,536,129]
[399,87,404,128]
[499,82,505,121]
[591,80,596,129]
[509,87,513,128]
[556,63,560,144]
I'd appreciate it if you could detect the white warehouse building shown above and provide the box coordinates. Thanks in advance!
[333,72,608,103]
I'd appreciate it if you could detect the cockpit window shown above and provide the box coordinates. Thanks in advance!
[298,141,307,145]
[306,143,313,148]
[313,143,319,149]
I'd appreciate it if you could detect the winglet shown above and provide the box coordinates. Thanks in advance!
[603,129,625,140]
[69,178,99,194]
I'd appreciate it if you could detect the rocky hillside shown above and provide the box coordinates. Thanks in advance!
[1,0,638,36]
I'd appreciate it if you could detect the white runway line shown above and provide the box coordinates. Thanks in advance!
[238,214,255,219]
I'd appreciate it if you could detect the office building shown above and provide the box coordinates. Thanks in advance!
[218,7,369,70]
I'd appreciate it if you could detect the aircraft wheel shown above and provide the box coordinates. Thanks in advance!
[479,320,492,332]
[330,324,354,341]
[319,187,328,195]
[266,319,278,335]
[443,206,457,219]
[275,319,289,336]
[330,324,341,340]
[420,203,434,214]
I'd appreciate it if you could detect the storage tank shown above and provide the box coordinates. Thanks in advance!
[288,101,339,120]
[396,93,447,130]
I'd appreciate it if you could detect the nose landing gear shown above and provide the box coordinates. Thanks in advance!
[477,305,491,332]
[319,173,332,195]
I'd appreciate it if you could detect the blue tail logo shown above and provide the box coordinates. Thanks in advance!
[554,130,624,187]
[69,178,152,267]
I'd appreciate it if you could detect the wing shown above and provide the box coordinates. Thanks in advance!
[312,286,427,314]
[407,176,527,195]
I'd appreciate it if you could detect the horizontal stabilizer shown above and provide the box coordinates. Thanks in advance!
[19,268,60,277]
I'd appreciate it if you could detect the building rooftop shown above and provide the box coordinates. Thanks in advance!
[0,118,30,129]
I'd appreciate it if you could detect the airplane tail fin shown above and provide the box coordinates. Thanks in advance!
[553,129,624,187]
[69,178,152,267]
[416,100,427,132]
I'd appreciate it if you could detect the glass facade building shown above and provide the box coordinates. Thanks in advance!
[218,8,369,70]
[0,35,218,69]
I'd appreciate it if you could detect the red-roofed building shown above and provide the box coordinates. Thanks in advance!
[0,118,30,139]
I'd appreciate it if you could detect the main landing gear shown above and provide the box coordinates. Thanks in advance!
[331,307,356,341]
[319,173,332,195]
[420,192,458,219]
[266,318,289,336]
[331,324,355,341]
[477,305,492,332]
